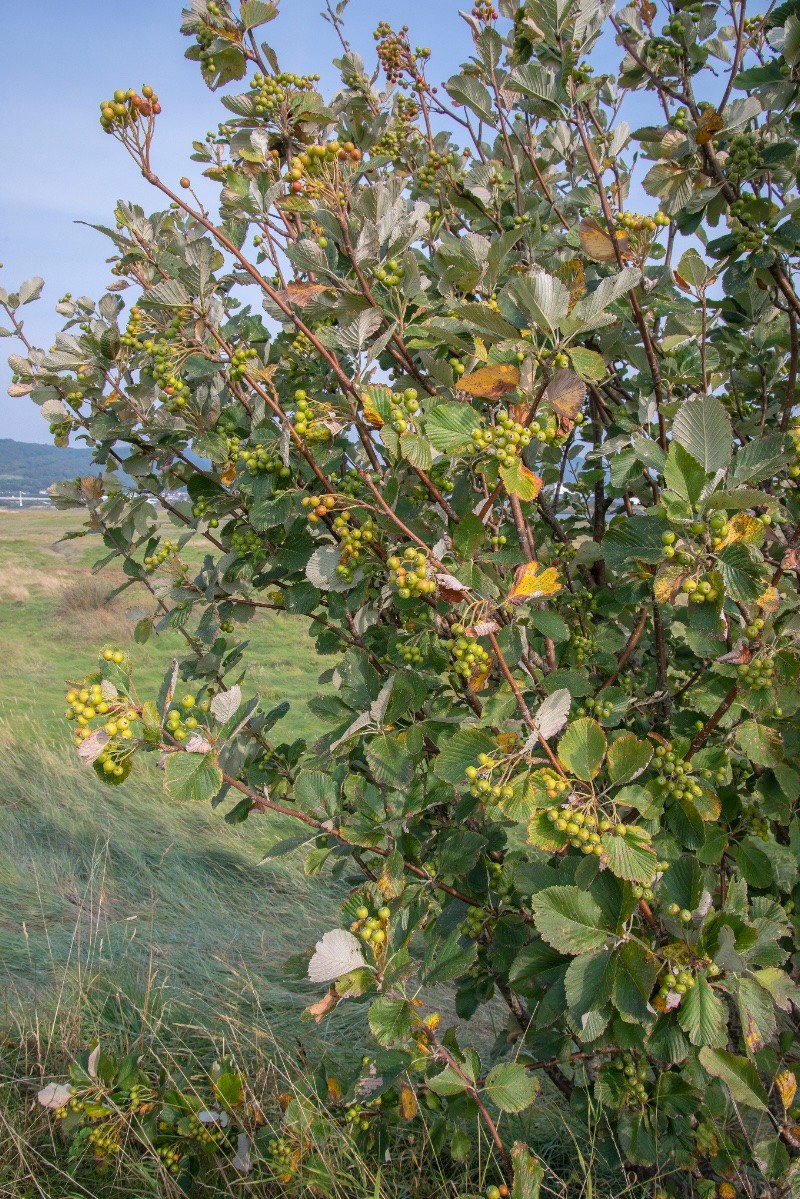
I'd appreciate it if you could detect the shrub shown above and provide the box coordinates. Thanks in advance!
[4,0,800,1194]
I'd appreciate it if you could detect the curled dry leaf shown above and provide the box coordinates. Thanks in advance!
[306,988,341,1024]
[280,281,333,307]
[467,620,501,637]
[460,362,520,399]
[719,640,752,665]
[210,684,242,723]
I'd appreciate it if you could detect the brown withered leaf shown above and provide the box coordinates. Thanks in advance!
[81,475,104,501]
[467,620,501,638]
[546,369,586,421]
[782,548,800,572]
[460,363,520,400]
[508,561,562,604]
[469,663,492,692]
[279,282,333,308]
[221,463,237,486]
[579,217,628,263]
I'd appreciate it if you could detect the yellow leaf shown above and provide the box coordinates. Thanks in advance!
[327,1076,342,1101]
[776,1069,798,1112]
[361,400,384,429]
[654,563,687,604]
[469,663,492,693]
[509,561,562,604]
[221,463,237,486]
[717,513,764,549]
[473,337,489,363]
[758,586,780,614]
[579,216,628,262]
[460,363,520,399]
[400,1084,418,1120]
[695,109,723,145]
[744,1012,765,1054]
[499,459,543,500]
[555,257,587,311]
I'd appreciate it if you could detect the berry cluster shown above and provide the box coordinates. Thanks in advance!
[787,419,800,478]
[485,1185,509,1199]
[345,1099,381,1134]
[142,323,191,409]
[472,3,499,20]
[373,260,407,289]
[144,538,179,572]
[737,653,775,691]
[388,387,420,432]
[165,693,210,742]
[459,903,489,939]
[302,492,336,523]
[249,71,320,118]
[577,695,613,719]
[741,802,770,840]
[653,743,704,800]
[489,532,508,550]
[446,625,492,682]
[611,1052,650,1105]
[336,513,376,580]
[239,443,287,477]
[352,902,391,951]
[466,410,533,467]
[448,356,466,377]
[231,525,262,556]
[417,149,458,192]
[388,547,436,598]
[374,23,415,85]
[727,132,762,182]
[228,345,258,382]
[545,805,608,854]
[397,639,424,666]
[156,1143,184,1175]
[616,209,670,233]
[464,748,516,800]
[99,85,161,133]
[293,389,333,442]
[570,631,596,663]
[266,1135,298,1182]
[121,305,144,349]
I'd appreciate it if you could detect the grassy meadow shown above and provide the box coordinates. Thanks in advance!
[0,508,365,1196]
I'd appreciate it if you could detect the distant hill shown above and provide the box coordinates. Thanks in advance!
[0,438,99,498]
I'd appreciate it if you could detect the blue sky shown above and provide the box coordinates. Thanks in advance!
[0,0,477,443]
[0,1,644,444]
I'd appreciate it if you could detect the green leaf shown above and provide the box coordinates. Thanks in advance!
[697,1048,769,1110]
[717,544,765,604]
[240,0,278,28]
[511,1142,544,1199]
[444,73,495,124]
[672,396,733,472]
[612,943,659,1022]
[602,516,666,572]
[558,718,606,781]
[433,726,496,784]
[606,735,653,785]
[736,976,777,1053]
[663,443,707,505]
[419,930,477,985]
[676,247,711,288]
[425,403,478,452]
[565,949,614,1015]
[569,347,607,381]
[427,1065,469,1097]
[163,752,223,804]
[732,434,794,484]
[527,609,569,642]
[483,1063,539,1113]
[505,271,570,336]
[677,975,727,1047]
[368,998,413,1047]
[602,825,659,884]
[530,885,610,955]
[736,720,783,768]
